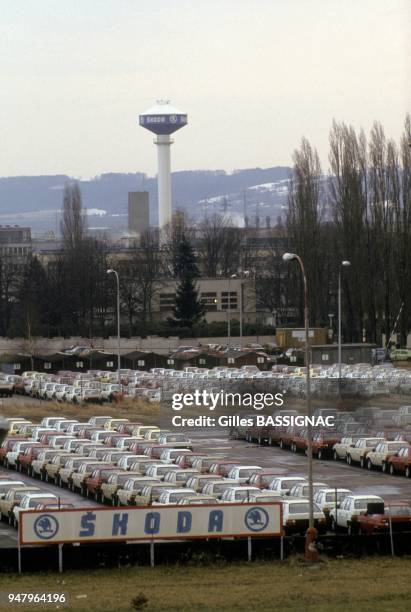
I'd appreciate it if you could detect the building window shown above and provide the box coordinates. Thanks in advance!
[201,292,218,311]
[106,361,114,367]
[44,362,51,369]
[221,291,238,310]
[13,363,21,370]
[228,357,235,364]
[137,360,145,367]
[199,358,206,365]
[257,356,264,364]
[159,293,175,311]
[322,354,329,361]
[76,361,84,368]
[167,359,174,365]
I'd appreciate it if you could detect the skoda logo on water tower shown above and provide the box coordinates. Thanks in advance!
[139,100,188,231]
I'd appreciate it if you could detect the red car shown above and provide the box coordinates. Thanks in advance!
[267,426,287,446]
[0,437,25,463]
[248,471,280,489]
[16,443,46,472]
[117,422,142,435]
[84,466,121,499]
[312,431,341,459]
[388,446,411,477]
[356,502,411,534]
[278,427,301,450]
[20,445,49,475]
[291,429,308,453]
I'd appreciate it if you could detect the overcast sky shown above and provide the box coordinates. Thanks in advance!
[0,0,409,178]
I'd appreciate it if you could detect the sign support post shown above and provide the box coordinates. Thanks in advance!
[247,537,252,561]
[58,544,63,573]
[150,539,155,567]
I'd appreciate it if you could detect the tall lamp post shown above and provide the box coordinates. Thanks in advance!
[282,252,314,532]
[338,260,351,383]
[107,269,121,387]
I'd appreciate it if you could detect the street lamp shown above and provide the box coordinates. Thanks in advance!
[282,252,314,533]
[338,260,351,383]
[107,269,121,387]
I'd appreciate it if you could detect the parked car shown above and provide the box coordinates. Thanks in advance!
[0,486,41,523]
[356,501,411,534]
[220,486,261,503]
[393,405,411,427]
[117,477,161,505]
[332,436,365,461]
[387,446,411,477]
[282,499,327,534]
[227,466,263,484]
[101,471,142,505]
[346,438,385,467]
[288,482,327,498]
[185,474,223,493]
[267,477,307,496]
[13,493,59,527]
[152,488,196,505]
[366,441,407,471]
[163,469,199,486]
[202,479,240,500]
[313,488,352,521]
[329,494,384,533]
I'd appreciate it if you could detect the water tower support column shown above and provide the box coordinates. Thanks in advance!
[155,134,173,229]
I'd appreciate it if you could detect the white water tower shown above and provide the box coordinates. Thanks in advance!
[139,100,187,230]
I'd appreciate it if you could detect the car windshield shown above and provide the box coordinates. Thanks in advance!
[355,499,381,509]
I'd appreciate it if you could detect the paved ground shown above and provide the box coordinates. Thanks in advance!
[188,429,411,502]
[1,398,411,548]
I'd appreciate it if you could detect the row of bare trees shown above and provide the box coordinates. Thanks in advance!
[282,115,411,345]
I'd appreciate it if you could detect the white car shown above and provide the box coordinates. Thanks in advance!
[267,477,307,496]
[313,488,352,517]
[282,499,327,534]
[329,494,384,533]
[393,405,411,426]
[227,466,263,484]
[145,464,181,481]
[0,480,26,499]
[332,436,364,460]
[202,479,240,499]
[65,387,82,403]
[117,455,148,471]
[160,448,193,464]
[152,488,196,505]
[220,486,261,503]
[163,470,200,486]
[13,493,59,527]
[288,482,327,498]
[366,441,406,471]
[5,441,36,469]
[346,438,385,467]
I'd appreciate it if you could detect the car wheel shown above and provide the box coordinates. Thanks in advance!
[258,436,262,445]
[389,463,395,475]
[268,437,272,446]
[292,444,297,453]
[360,457,365,468]
[3,459,8,469]
[318,449,323,460]
[45,473,49,482]
[405,466,410,478]
[331,517,337,532]
[367,459,372,471]
[381,461,387,473]
[279,440,284,449]
[333,450,338,461]
[347,455,352,465]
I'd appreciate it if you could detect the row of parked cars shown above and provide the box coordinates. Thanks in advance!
[1,415,411,536]
[10,370,161,404]
[239,407,411,478]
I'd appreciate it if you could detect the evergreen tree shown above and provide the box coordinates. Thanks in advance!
[172,234,200,278]
[173,276,205,328]
[171,234,204,328]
